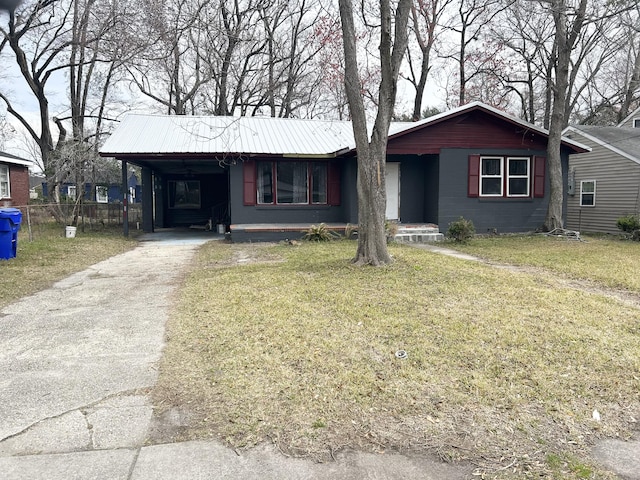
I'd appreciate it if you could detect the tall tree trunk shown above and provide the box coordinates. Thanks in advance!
[339,0,411,266]
[544,0,587,231]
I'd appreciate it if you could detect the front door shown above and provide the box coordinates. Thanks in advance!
[385,162,400,220]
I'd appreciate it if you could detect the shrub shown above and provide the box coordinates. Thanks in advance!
[302,223,339,242]
[447,216,475,242]
[616,214,640,233]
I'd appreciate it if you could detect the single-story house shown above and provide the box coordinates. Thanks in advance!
[564,125,640,234]
[0,151,31,207]
[100,101,588,241]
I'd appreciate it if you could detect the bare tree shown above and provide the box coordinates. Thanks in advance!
[405,0,452,120]
[339,0,411,266]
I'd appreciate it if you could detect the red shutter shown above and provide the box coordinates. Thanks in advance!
[533,156,546,198]
[327,161,341,206]
[468,155,480,197]
[243,159,256,205]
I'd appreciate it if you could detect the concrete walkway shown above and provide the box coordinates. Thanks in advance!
[0,233,473,480]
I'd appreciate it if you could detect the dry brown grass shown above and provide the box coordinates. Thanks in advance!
[155,239,640,479]
[0,223,137,309]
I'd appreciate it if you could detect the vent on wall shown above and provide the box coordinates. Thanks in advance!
[568,169,575,195]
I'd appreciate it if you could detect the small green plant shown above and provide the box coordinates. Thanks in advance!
[302,223,339,242]
[447,216,475,242]
[616,214,640,235]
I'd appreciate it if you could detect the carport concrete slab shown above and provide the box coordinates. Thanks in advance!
[593,439,640,480]
[0,449,136,480]
[131,441,472,480]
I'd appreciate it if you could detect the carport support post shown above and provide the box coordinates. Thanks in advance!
[142,167,153,233]
[122,160,129,237]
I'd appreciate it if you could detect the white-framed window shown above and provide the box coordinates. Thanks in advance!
[67,185,77,201]
[96,185,109,203]
[0,164,9,199]
[633,118,640,128]
[580,180,596,206]
[480,157,503,196]
[506,157,530,197]
[480,156,531,197]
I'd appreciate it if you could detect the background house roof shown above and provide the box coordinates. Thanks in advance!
[564,126,640,165]
[0,151,32,167]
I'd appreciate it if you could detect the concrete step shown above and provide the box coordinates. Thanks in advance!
[393,232,444,243]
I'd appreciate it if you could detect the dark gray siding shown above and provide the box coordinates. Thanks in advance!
[229,159,355,226]
[388,154,438,224]
[437,148,566,233]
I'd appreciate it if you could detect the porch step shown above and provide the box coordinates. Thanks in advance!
[392,224,444,243]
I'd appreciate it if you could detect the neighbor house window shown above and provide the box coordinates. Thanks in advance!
[0,165,9,199]
[96,185,108,203]
[633,118,640,128]
[580,180,596,206]
[168,180,201,209]
[257,161,327,205]
[67,185,77,201]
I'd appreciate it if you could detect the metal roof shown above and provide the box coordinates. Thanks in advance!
[100,102,589,158]
[100,115,356,157]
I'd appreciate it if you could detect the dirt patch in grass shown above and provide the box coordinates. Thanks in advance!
[154,241,640,479]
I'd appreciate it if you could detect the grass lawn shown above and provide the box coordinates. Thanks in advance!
[155,238,640,479]
[450,234,640,292]
[0,223,138,309]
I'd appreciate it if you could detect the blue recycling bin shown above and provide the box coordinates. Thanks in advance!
[0,208,22,260]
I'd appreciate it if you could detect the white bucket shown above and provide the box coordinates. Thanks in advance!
[65,226,77,238]
[217,224,225,234]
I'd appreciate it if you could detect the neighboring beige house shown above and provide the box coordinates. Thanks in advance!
[564,125,640,234]
[618,106,640,129]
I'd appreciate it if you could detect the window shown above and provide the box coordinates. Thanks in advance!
[257,161,327,205]
[0,165,9,199]
[67,185,77,201]
[480,157,503,196]
[96,185,108,203]
[634,118,640,128]
[168,180,200,209]
[580,180,596,206]
[478,156,531,197]
[507,157,530,197]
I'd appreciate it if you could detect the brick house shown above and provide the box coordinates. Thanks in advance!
[0,151,31,207]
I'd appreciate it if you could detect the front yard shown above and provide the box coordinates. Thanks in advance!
[154,236,640,479]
